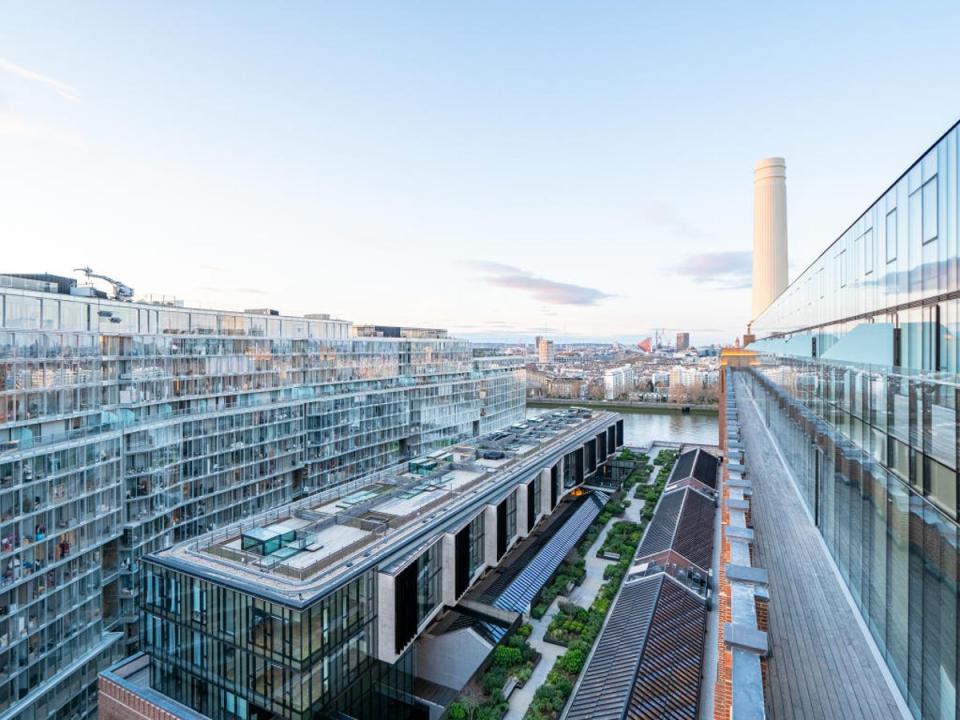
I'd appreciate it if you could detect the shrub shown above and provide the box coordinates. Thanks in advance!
[558,648,586,674]
[494,645,523,667]
[516,623,533,638]
[448,701,468,720]
[481,666,507,697]
[531,604,547,619]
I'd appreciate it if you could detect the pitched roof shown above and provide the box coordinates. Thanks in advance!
[666,448,719,490]
[636,486,715,572]
[564,575,708,720]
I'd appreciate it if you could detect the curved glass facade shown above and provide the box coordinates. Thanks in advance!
[752,121,960,372]
[748,120,960,719]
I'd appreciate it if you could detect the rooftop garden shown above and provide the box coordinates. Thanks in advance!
[522,450,679,720]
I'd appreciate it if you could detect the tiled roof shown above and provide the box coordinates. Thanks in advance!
[636,486,714,572]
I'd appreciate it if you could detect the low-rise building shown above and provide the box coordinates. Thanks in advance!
[103,410,625,720]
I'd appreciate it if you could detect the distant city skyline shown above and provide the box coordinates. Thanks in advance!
[2,2,960,345]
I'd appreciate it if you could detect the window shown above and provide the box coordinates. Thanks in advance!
[837,250,847,288]
[505,490,517,539]
[922,177,938,243]
[886,209,898,262]
[4,295,41,329]
[818,268,825,298]
[864,228,874,275]
[468,513,485,576]
[415,541,442,624]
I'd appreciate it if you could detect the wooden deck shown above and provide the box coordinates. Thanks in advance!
[734,376,905,720]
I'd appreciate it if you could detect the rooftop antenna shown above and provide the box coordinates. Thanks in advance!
[74,266,135,301]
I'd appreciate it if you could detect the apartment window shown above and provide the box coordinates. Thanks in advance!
[886,209,898,262]
[923,177,938,243]
[415,541,442,624]
[837,250,847,288]
[4,295,41,329]
[864,228,874,275]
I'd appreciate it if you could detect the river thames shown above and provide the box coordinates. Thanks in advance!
[526,406,718,448]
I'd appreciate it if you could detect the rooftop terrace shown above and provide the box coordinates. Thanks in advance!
[151,408,616,605]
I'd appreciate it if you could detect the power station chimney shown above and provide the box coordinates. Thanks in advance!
[752,157,788,319]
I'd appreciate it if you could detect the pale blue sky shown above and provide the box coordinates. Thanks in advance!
[2,2,959,345]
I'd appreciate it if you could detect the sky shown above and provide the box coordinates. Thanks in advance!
[2,2,959,346]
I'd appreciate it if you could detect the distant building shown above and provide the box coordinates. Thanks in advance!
[603,365,635,400]
[536,336,556,363]
[676,332,690,351]
[352,324,448,338]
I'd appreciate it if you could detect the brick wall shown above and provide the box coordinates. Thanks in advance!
[98,677,181,720]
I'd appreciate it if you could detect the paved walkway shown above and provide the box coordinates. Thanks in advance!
[733,375,906,720]
[504,496,645,720]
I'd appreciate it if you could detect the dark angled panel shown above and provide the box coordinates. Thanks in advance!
[527,481,536,532]
[608,426,616,456]
[586,439,597,474]
[627,579,707,720]
[455,525,470,598]
[597,431,607,460]
[394,562,418,654]
[551,464,560,507]
[616,419,624,446]
[496,500,507,559]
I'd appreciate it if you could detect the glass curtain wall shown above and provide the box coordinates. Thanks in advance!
[741,358,959,719]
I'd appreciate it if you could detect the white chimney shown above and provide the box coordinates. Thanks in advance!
[752,157,788,319]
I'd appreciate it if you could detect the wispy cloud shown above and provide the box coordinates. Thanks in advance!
[669,251,751,290]
[0,58,79,101]
[469,261,615,306]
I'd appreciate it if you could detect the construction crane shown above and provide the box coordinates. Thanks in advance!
[74,267,135,301]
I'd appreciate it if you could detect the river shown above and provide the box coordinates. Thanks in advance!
[525,406,718,448]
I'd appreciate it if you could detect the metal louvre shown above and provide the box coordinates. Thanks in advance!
[626,578,708,719]
[671,490,715,571]
[636,489,685,557]
[482,492,608,642]
[565,576,663,720]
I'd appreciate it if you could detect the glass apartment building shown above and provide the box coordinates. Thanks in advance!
[0,274,525,720]
[121,410,621,720]
[749,120,960,718]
